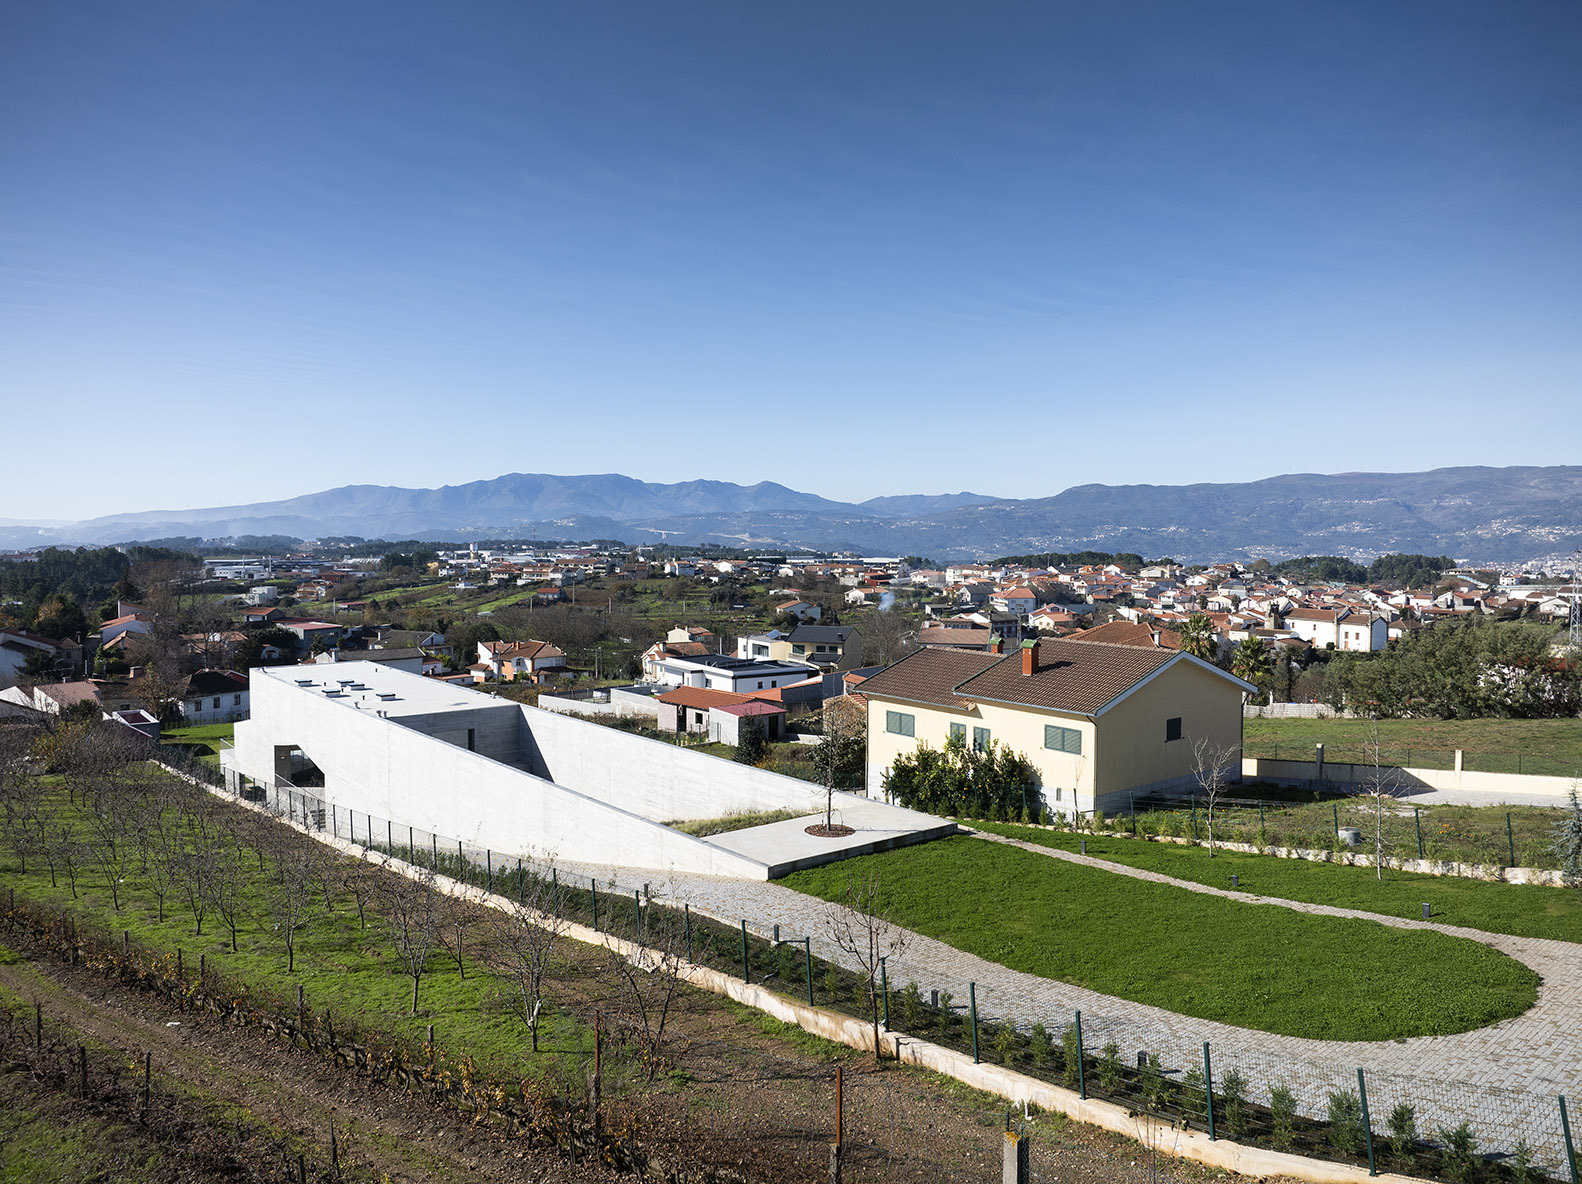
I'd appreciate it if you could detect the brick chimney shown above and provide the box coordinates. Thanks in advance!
[989,636,1004,654]
[1021,639,1038,675]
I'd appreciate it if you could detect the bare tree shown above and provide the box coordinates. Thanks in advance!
[1358,720,1404,881]
[600,903,688,1079]
[265,836,317,972]
[340,859,379,930]
[1189,734,1240,858]
[378,863,443,1015]
[484,863,569,1052]
[821,868,910,1065]
[810,696,866,829]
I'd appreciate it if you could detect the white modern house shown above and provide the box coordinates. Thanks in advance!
[224,663,951,880]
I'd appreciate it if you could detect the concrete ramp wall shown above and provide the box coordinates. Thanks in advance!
[518,703,826,823]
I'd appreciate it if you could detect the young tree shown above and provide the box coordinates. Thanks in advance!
[1359,721,1405,881]
[1189,734,1240,857]
[600,910,687,1079]
[821,867,910,1065]
[265,837,318,973]
[378,863,443,1015]
[810,697,867,829]
[485,864,568,1053]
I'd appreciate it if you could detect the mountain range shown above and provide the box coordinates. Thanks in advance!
[4,466,1580,565]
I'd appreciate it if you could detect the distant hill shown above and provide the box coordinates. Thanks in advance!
[4,466,1579,564]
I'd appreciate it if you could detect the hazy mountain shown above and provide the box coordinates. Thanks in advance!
[4,466,1579,564]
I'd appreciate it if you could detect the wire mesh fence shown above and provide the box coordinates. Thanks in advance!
[252,778,1582,1184]
[1244,740,1580,779]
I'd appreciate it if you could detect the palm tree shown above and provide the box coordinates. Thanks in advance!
[1232,633,1273,694]
[1178,612,1216,662]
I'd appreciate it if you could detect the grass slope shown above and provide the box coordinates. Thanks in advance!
[977,823,1582,944]
[782,837,1539,1042]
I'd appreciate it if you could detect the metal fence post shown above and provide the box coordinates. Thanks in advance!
[486,849,493,891]
[408,825,414,859]
[431,833,437,869]
[804,937,813,1004]
[684,903,692,962]
[1560,1094,1578,1184]
[1074,1010,1086,1099]
[633,889,642,936]
[1129,792,1136,834]
[1332,802,1340,841]
[456,840,464,878]
[591,881,598,930]
[880,956,889,1028]
[1203,1042,1215,1139]
[1357,1068,1376,1176]
[1507,813,1516,867]
[969,982,979,1064]
[740,920,750,983]
[1415,807,1424,859]
[387,819,393,851]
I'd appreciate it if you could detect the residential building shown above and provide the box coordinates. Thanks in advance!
[474,639,568,684]
[861,637,1253,817]
[178,669,250,724]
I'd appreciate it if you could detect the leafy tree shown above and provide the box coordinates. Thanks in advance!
[1552,784,1582,890]
[734,717,768,765]
[33,592,88,643]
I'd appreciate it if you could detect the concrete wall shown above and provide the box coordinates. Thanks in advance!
[518,702,824,823]
[1244,756,1579,801]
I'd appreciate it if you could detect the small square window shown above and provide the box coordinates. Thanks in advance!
[972,726,991,752]
[1166,717,1183,742]
[886,711,915,737]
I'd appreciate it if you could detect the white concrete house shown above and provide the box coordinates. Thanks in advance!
[223,664,951,880]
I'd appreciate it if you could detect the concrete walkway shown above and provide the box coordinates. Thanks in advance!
[555,833,1582,1170]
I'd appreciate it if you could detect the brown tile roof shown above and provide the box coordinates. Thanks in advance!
[954,639,1178,715]
[655,686,752,710]
[856,647,1002,709]
[917,626,995,649]
[1076,620,1182,650]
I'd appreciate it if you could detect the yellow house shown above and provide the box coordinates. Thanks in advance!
[861,638,1253,818]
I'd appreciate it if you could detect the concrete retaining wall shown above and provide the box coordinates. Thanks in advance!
[1244,757,1578,802]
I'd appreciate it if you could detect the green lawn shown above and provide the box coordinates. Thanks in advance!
[977,822,1582,943]
[1243,716,1582,777]
[781,837,1539,1042]
[159,722,235,767]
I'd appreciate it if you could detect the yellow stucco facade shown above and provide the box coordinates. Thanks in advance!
[864,653,1246,818]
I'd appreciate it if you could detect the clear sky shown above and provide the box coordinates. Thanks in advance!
[3,2,1579,522]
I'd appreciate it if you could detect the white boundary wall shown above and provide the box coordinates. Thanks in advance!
[1244,757,1578,802]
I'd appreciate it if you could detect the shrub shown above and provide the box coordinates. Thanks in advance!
[1028,1020,1051,1066]
[899,981,923,1031]
[992,1021,1018,1063]
[1385,1102,1418,1168]
[1269,1084,1298,1149]
[1060,1023,1081,1089]
[1219,1068,1248,1136]
[1326,1089,1365,1157]
[1437,1121,1479,1183]
[1181,1068,1207,1125]
[1140,1052,1170,1111]
[1510,1138,1535,1184]
[1097,1041,1122,1092]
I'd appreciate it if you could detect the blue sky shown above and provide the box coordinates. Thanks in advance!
[3,2,1579,522]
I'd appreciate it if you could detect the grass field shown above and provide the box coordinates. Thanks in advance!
[1243,716,1582,777]
[976,822,1582,943]
[781,837,1539,1042]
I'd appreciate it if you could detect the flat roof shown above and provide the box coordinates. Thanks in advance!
[260,662,508,718]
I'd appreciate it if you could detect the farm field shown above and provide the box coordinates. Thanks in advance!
[782,837,1539,1042]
